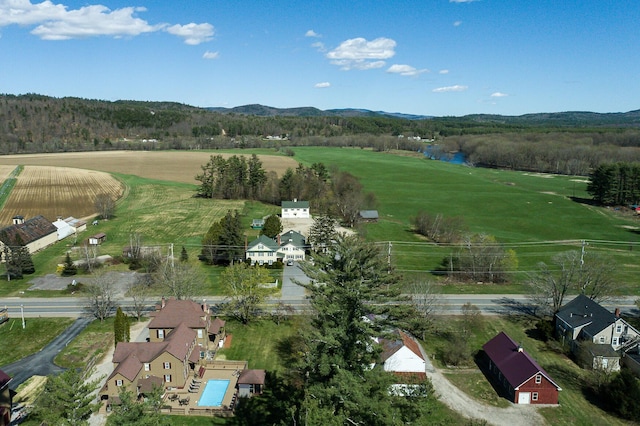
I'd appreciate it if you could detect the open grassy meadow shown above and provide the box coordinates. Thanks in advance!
[0,317,74,365]
[291,147,640,291]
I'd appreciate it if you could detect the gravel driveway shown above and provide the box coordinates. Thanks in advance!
[28,271,143,298]
[427,367,548,426]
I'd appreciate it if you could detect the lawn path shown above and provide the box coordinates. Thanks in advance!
[427,367,548,426]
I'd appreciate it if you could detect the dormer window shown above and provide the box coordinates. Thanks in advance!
[535,374,541,384]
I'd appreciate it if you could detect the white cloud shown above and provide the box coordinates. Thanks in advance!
[305,29,321,38]
[433,85,468,93]
[386,64,428,76]
[490,92,508,97]
[453,20,462,27]
[439,69,450,74]
[314,82,331,88]
[165,23,214,45]
[0,1,213,44]
[203,50,219,59]
[312,41,326,52]
[326,37,396,70]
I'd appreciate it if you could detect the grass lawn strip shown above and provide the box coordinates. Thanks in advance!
[0,317,74,365]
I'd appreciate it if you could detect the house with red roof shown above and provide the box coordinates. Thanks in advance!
[0,369,11,426]
[378,330,427,380]
[483,332,561,404]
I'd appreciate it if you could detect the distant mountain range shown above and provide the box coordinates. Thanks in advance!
[206,104,432,120]
[207,104,640,126]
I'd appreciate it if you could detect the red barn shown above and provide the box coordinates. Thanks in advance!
[483,332,561,404]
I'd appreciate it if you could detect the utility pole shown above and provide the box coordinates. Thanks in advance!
[21,304,25,329]
[387,241,392,273]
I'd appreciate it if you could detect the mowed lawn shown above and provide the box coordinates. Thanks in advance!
[0,317,74,365]
[216,318,304,372]
[425,315,630,426]
[292,147,640,289]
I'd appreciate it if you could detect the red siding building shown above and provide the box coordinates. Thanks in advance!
[483,332,561,405]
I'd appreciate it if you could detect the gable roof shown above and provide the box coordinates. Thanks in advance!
[211,318,226,334]
[380,330,425,362]
[483,332,560,390]
[246,235,279,252]
[237,369,266,385]
[556,294,616,336]
[148,298,209,331]
[0,215,57,246]
[279,230,305,248]
[281,200,309,209]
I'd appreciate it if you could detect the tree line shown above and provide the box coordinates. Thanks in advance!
[587,162,640,205]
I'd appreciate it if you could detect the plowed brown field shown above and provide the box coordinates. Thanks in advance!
[0,151,297,184]
[0,166,123,225]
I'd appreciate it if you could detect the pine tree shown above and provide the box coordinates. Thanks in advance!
[17,246,35,274]
[61,252,78,276]
[114,307,129,345]
[180,245,188,262]
[260,214,282,239]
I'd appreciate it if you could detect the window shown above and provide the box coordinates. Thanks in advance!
[164,375,171,383]
[164,362,171,369]
[612,337,619,346]
[532,392,538,401]
[157,329,164,339]
[599,336,605,343]
[115,379,123,387]
[144,363,150,371]
[616,324,622,333]
[535,374,541,384]
[197,329,203,339]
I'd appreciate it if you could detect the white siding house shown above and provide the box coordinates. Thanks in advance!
[281,200,310,219]
[246,235,279,265]
[379,330,426,374]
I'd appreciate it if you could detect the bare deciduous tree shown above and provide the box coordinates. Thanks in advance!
[527,250,617,316]
[408,280,441,339]
[154,261,204,300]
[85,271,118,321]
[94,193,116,219]
[126,274,152,321]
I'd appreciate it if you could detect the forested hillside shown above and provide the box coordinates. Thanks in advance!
[1,93,640,176]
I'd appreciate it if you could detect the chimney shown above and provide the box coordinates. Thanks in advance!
[202,299,208,314]
[615,308,620,318]
[277,234,281,245]
[161,296,166,309]
[517,343,523,352]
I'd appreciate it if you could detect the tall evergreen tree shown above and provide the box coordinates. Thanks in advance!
[180,245,188,262]
[260,214,282,239]
[61,252,78,276]
[31,367,101,426]
[114,307,129,345]
[16,246,35,274]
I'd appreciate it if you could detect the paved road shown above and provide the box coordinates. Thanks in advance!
[1,316,92,390]
[1,294,637,318]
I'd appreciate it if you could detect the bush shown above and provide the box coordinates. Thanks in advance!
[441,333,471,366]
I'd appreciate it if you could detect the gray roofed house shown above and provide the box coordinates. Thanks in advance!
[281,199,310,219]
[555,294,640,352]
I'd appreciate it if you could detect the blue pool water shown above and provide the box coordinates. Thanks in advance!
[197,379,230,407]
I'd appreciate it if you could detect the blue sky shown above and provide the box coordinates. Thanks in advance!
[1,0,638,116]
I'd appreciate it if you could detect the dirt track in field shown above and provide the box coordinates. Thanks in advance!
[0,151,297,184]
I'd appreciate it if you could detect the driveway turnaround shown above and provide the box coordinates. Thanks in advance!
[1,316,92,389]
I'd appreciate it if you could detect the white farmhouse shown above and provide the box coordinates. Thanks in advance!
[281,199,310,219]
[379,330,426,375]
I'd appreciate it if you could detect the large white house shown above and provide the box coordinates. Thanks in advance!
[281,200,310,219]
[245,235,279,266]
[277,230,306,263]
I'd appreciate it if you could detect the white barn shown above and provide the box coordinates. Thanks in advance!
[379,330,426,374]
[281,200,310,219]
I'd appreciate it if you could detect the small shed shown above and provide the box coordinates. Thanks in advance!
[89,233,107,245]
[251,219,265,229]
[359,210,379,222]
[237,369,265,397]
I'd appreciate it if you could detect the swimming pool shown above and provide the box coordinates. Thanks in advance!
[197,379,230,407]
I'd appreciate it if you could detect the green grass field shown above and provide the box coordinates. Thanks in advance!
[0,317,74,365]
[291,147,640,291]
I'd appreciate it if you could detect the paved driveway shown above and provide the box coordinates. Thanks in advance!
[1,316,92,389]
[281,262,309,300]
